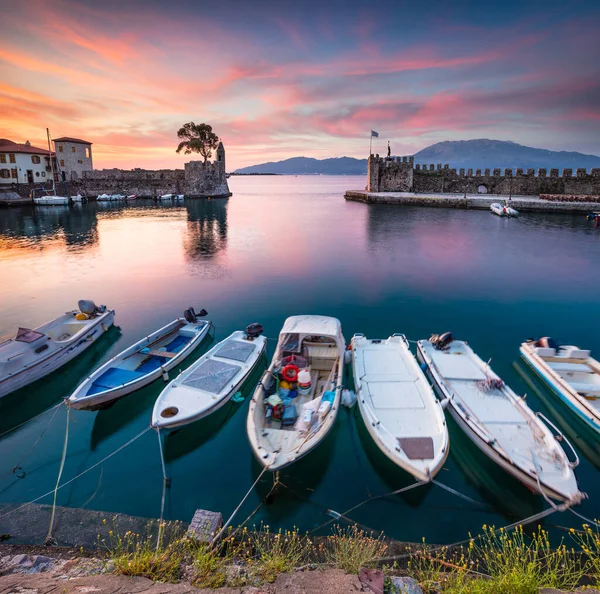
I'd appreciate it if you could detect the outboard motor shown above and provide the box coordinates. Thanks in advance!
[431,332,454,351]
[184,307,208,323]
[245,323,264,340]
[78,300,106,316]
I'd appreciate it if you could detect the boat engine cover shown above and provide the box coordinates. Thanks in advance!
[78,300,98,315]
[431,332,454,350]
[245,323,264,339]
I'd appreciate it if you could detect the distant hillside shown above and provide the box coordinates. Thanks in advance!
[234,156,367,175]
[414,139,600,171]
[234,140,600,175]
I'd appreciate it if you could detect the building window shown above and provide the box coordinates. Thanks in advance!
[72,146,76,152]
[36,171,40,177]
[0,169,10,178]
[77,159,82,164]
[0,155,5,163]
[9,154,15,163]
[32,155,41,164]
[11,168,17,178]
[60,159,64,167]
[85,148,90,158]
[59,145,63,152]
[41,172,46,177]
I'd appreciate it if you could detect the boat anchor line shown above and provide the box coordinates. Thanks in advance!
[0,400,64,482]
[0,425,152,522]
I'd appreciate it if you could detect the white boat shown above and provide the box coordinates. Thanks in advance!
[97,194,126,202]
[68,309,211,411]
[152,324,267,429]
[33,196,69,205]
[71,194,84,202]
[0,301,115,399]
[417,334,583,505]
[491,202,519,217]
[247,315,346,471]
[520,338,600,436]
[126,194,137,200]
[352,334,449,481]
[159,193,184,201]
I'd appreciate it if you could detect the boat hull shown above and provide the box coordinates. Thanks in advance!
[0,310,115,399]
[353,334,449,482]
[520,346,600,435]
[68,319,211,411]
[417,341,582,505]
[153,332,267,430]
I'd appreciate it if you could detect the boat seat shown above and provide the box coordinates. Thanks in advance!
[569,382,600,396]
[547,362,592,373]
[87,367,145,395]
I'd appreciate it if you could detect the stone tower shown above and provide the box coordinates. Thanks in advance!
[215,141,225,173]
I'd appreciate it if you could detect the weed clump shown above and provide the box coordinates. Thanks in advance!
[324,525,388,574]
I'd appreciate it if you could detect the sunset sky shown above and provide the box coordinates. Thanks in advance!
[1,0,599,170]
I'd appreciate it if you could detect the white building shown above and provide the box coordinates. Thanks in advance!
[0,139,56,186]
[53,137,93,180]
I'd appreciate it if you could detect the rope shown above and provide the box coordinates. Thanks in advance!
[212,465,270,545]
[0,425,151,521]
[45,405,70,545]
[0,401,63,481]
[0,401,64,441]
[432,479,492,509]
[310,479,429,534]
[376,505,563,563]
[569,508,600,529]
[156,429,169,551]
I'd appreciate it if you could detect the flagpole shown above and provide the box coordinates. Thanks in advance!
[369,133,372,156]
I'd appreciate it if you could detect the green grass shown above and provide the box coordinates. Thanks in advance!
[323,525,389,574]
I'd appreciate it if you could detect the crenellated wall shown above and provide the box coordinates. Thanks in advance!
[367,155,600,196]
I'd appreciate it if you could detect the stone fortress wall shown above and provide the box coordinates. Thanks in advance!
[368,154,600,197]
[76,142,230,198]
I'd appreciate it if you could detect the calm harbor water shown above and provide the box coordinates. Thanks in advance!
[0,175,598,544]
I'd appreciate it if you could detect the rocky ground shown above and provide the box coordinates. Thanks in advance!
[0,549,598,594]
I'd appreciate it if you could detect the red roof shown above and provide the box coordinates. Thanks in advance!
[53,137,92,145]
[0,139,54,156]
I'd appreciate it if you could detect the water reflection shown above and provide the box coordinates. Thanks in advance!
[0,205,98,250]
[184,199,228,260]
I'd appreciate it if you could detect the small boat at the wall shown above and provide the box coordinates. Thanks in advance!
[491,202,519,217]
[247,315,346,471]
[520,337,600,436]
[33,195,69,205]
[352,333,449,481]
[158,193,184,201]
[68,308,211,411]
[97,194,126,202]
[152,324,267,430]
[0,300,115,399]
[417,333,584,506]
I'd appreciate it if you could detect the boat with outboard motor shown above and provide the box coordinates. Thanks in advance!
[158,193,184,201]
[68,308,211,411]
[352,333,449,482]
[0,301,115,399]
[418,333,584,506]
[247,315,346,471]
[491,202,519,217]
[520,337,600,436]
[152,323,267,430]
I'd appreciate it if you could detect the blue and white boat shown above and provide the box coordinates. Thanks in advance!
[68,309,210,411]
[520,338,600,436]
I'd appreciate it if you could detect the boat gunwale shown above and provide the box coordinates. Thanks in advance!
[69,318,211,407]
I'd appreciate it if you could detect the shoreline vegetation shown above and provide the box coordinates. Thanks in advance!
[8,519,593,593]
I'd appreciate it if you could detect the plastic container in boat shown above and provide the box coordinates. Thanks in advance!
[298,369,311,395]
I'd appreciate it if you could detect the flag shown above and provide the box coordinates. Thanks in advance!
[371,130,379,138]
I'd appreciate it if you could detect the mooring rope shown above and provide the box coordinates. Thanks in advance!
[0,401,64,441]
[212,465,270,545]
[569,507,600,529]
[0,425,151,521]
[376,504,563,563]
[0,401,64,481]
[156,428,169,551]
[44,405,71,544]
[432,479,492,509]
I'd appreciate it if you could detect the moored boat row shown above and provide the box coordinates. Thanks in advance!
[1,307,597,510]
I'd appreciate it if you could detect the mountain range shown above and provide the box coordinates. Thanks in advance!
[233,139,600,175]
